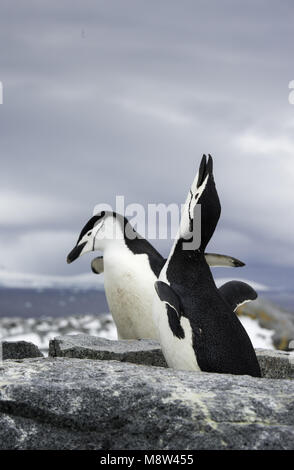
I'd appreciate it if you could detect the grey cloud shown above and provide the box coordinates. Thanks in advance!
[0,0,294,278]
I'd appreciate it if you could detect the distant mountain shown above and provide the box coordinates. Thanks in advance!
[214,277,269,292]
[0,268,292,315]
[0,268,103,290]
[0,268,269,292]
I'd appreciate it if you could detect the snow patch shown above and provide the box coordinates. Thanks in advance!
[239,316,274,349]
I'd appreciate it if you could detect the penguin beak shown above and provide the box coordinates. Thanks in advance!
[67,242,87,264]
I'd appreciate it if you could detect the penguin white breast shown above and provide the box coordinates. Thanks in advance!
[153,295,200,371]
[103,248,158,340]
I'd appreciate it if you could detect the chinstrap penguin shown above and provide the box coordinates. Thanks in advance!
[67,210,249,340]
[153,155,261,377]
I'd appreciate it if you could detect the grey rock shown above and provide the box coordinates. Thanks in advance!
[0,357,294,450]
[49,334,167,367]
[49,334,294,380]
[1,341,43,360]
[256,348,294,379]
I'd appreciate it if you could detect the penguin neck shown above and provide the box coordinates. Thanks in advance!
[102,237,132,259]
[170,238,205,263]
[165,239,213,287]
[175,241,206,265]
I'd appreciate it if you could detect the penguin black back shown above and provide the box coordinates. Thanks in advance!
[155,155,261,377]
[167,243,261,376]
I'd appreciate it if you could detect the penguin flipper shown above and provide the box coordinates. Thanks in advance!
[91,256,104,274]
[155,281,182,318]
[162,253,245,268]
[219,281,257,312]
[204,253,245,268]
[155,281,185,339]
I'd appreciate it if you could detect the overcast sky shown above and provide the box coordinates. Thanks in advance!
[0,0,294,284]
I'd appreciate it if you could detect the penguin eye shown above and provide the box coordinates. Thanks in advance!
[87,231,92,236]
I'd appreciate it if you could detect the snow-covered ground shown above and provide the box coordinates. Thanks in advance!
[239,316,274,349]
[0,314,117,354]
[0,311,274,355]
[0,268,276,353]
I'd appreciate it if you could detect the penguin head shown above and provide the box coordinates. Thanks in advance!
[67,211,126,263]
[179,154,221,251]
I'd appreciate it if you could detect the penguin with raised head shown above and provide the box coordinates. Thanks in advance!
[153,155,261,377]
[67,207,252,341]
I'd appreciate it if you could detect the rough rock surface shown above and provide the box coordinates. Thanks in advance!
[0,357,294,450]
[49,334,294,379]
[256,348,294,379]
[49,334,167,367]
[0,357,293,450]
[238,297,294,350]
[1,341,43,360]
